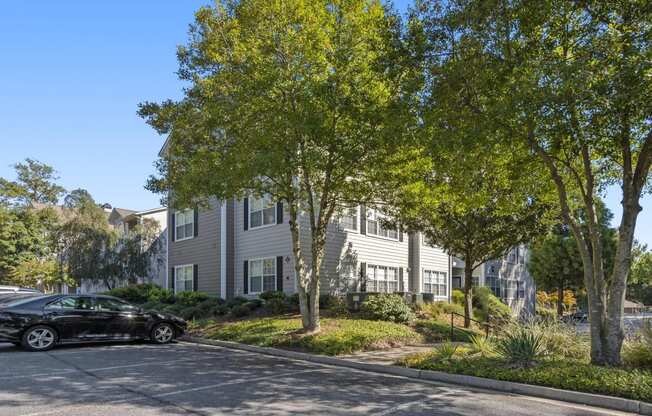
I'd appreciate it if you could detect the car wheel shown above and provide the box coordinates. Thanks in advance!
[21,325,57,352]
[151,323,175,344]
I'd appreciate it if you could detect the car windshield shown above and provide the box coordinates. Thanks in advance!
[2,295,52,307]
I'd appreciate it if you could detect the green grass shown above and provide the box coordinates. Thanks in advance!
[399,352,652,402]
[192,316,422,356]
[414,319,484,342]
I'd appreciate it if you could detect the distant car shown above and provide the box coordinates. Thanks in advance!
[0,294,187,351]
[564,311,589,324]
[0,285,41,294]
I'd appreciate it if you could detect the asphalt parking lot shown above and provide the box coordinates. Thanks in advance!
[0,341,636,416]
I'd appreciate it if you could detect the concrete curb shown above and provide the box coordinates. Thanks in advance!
[183,336,649,415]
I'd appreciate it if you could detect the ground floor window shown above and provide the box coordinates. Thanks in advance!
[366,265,399,293]
[423,270,447,296]
[175,265,194,293]
[249,257,276,294]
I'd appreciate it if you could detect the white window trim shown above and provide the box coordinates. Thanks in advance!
[248,196,277,230]
[423,269,448,298]
[365,209,399,241]
[174,210,195,242]
[366,264,401,293]
[247,256,277,295]
[174,264,194,294]
[339,205,359,233]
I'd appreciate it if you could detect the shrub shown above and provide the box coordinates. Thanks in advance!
[265,297,289,314]
[495,327,545,368]
[623,320,652,369]
[259,291,286,301]
[212,304,230,316]
[179,306,203,320]
[105,283,159,304]
[319,293,338,309]
[226,296,249,308]
[175,291,209,307]
[286,293,300,311]
[526,319,589,361]
[230,303,251,318]
[360,294,415,324]
[418,301,463,320]
[414,320,484,342]
[469,335,496,358]
[451,289,465,305]
[400,354,652,402]
[434,343,459,361]
[246,299,263,309]
[473,287,512,324]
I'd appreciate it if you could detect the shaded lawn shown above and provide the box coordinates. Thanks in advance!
[190,316,423,356]
[398,351,652,402]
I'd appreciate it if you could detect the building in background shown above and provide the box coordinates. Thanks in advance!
[451,245,536,317]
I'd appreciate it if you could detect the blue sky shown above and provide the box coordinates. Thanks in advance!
[0,1,650,246]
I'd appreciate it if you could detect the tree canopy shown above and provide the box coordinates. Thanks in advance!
[140,0,403,332]
[414,0,652,365]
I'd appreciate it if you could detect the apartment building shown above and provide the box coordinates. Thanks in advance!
[451,245,536,317]
[167,197,452,301]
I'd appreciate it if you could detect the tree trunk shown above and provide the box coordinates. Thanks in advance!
[463,262,474,328]
[557,283,564,318]
[603,198,641,365]
[287,197,311,330]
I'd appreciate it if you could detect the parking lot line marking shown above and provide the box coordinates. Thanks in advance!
[18,368,324,416]
[0,353,257,380]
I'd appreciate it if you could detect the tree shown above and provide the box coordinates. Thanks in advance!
[0,160,63,286]
[140,0,401,332]
[529,225,584,317]
[416,0,652,365]
[0,158,65,206]
[529,202,617,316]
[628,243,652,305]
[381,142,552,327]
[57,194,118,289]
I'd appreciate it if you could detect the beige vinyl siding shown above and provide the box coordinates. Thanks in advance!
[168,199,221,297]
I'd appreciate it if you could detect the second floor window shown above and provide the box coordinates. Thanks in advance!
[250,195,276,228]
[175,210,194,241]
[366,209,398,240]
[339,205,358,231]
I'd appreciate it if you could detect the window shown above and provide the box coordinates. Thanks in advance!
[249,258,276,294]
[423,270,447,296]
[517,281,525,299]
[175,210,194,241]
[503,279,518,300]
[339,205,358,231]
[366,209,398,240]
[366,265,399,293]
[45,297,93,310]
[175,265,194,293]
[485,275,501,298]
[94,298,139,312]
[249,195,276,228]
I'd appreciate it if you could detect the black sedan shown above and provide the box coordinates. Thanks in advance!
[0,294,187,351]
